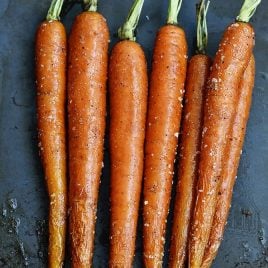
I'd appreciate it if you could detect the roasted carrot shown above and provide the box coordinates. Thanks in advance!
[142,0,188,266]
[201,55,255,268]
[35,0,67,267]
[189,1,260,267]
[109,1,148,267]
[68,0,109,266]
[169,2,211,267]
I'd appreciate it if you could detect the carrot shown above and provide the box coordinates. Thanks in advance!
[67,0,109,266]
[201,55,255,268]
[189,1,260,267]
[109,1,148,267]
[169,2,211,267]
[35,1,67,267]
[142,0,188,266]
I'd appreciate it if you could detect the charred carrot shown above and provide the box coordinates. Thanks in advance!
[142,0,188,266]
[109,0,148,268]
[201,55,255,268]
[35,0,67,267]
[68,0,109,266]
[169,2,211,267]
[189,1,260,267]
[109,1,148,267]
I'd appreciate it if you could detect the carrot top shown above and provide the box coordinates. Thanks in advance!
[83,0,98,12]
[46,0,64,21]
[196,0,210,55]
[118,0,144,41]
[167,0,183,25]
[236,0,261,23]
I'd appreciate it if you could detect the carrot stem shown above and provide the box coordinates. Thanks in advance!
[167,0,183,25]
[196,0,210,54]
[83,0,98,12]
[236,0,261,22]
[118,0,144,41]
[46,0,64,21]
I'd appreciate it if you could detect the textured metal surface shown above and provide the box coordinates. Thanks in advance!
[0,0,267,267]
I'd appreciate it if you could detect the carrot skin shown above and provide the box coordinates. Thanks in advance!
[109,40,148,268]
[68,11,109,267]
[189,22,255,268]
[201,55,255,268]
[143,25,188,267]
[169,55,211,268]
[35,20,67,268]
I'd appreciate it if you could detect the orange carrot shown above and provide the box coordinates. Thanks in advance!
[67,0,109,266]
[169,2,211,267]
[109,1,148,267]
[189,1,260,267]
[143,0,188,266]
[35,0,67,267]
[201,55,255,268]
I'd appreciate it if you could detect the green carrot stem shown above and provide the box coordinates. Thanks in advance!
[118,0,144,41]
[83,0,98,12]
[46,0,64,21]
[167,0,183,25]
[236,0,261,23]
[196,0,210,54]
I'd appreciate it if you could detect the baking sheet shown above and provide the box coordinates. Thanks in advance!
[0,0,267,267]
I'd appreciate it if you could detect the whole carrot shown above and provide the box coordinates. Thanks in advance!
[35,1,67,267]
[109,1,148,267]
[68,0,109,266]
[201,56,255,268]
[169,1,211,267]
[109,0,148,268]
[189,1,260,267]
[142,0,188,266]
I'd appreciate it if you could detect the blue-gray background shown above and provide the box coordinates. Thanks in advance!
[0,0,267,267]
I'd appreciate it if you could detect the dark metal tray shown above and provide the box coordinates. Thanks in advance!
[0,0,267,267]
